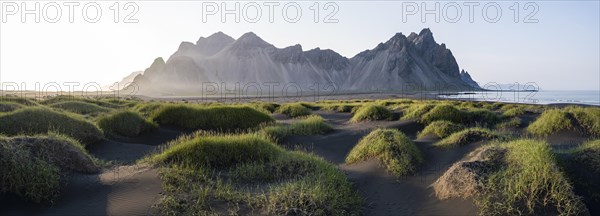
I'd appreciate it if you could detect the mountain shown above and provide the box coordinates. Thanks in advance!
[460,70,480,89]
[103,71,143,91]
[131,29,480,95]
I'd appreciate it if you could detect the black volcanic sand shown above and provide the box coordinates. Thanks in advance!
[0,128,187,216]
[1,109,595,215]
[283,111,479,215]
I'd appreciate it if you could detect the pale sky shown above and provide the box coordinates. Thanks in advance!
[1,1,599,90]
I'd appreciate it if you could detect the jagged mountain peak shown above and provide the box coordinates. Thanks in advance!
[197,31,234,45]
[460,69,480,89]
[151,57,165,67]
[131,28,479,95]
[230,32,273,49]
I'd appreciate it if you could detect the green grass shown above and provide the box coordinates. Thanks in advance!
[435,128,501,148]
[401,103,435,120]
[421,104,464,124]
[527,109,575,136]
[259,115,334,142]
[289,115,333,135]
[565,106,600,137]
[570,140,600,174]
[346,128,423,176]
[478,139,587,215]
[0,101,24,112]
[6,133,99,173]
[320,104,358,113]
[502,106,527,117]
[146,132,282,167]
[465,108,501,126]
[417,120,465,139]
[49,101,112,115]
[146,132,361,215]
[152,104,274,131]
[259,125,291,143]
[41,95,120,108]
[350,104,392,122]
[0,107,104,145]
[496,117,522,130]
[276,103,312,117]
[96,110,158,137]
[248,101,279,113]
[0,138,60,203]
[0,96,39,106]
[132,102,164,117]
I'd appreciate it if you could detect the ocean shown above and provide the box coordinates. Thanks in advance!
[438,90,600,106]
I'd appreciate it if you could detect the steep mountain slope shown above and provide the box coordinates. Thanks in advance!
[460,70,481,89]
[131,29,479,95]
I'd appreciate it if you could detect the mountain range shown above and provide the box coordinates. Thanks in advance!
[128,28,480,96]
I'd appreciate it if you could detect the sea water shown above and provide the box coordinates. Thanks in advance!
[439,90,600,106]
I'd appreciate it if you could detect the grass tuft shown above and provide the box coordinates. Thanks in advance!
[0,101,24,113]
[0,96,39,106]
[276,103,312,117]
[435,127,501,148]
[401,103,435,121]
[289,115,333,135]
[418,120,465,139]
[96,110,158,137]
[346,128,423,176]
[565,106,600,137]
[350,104,392,122]
[0,107,104,145]
[570,140,600,173]
[0,136,60,203]
[527,109,575,136]
[146,133,282,168]
[503,106,527,118]
[478,139,587,215]
[147,132,361,215]
[49,101,112,115]
[152,104,274,131]
[421,104,464,124]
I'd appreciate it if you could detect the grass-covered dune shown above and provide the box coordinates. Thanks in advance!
[346,128,423,176]
[565,106,600,137]
[528,107,600,137]
[133,102,164,117]
[97,110,158,137]
[49,101,112,115]
[401,103,436,121]
[0,134,99,203]
[563,140,600,214]
[145,132,361,215]
[479,139,588,215]
[289,115,333,135]
[0,107,104,145]
[260,115,333,142]
[152,104,274,131]
[570,140,600,173]
[0,101,24,113]
[276,103,312,117]
[417,104,501,125]
[350,104,392,122]
[417,120,465,139]
[320,103,358,113]
[40,95,122,108]
[0,96,39,106]
[434,139,588,215]
[435,128,502,148]
[527,109,575,136]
